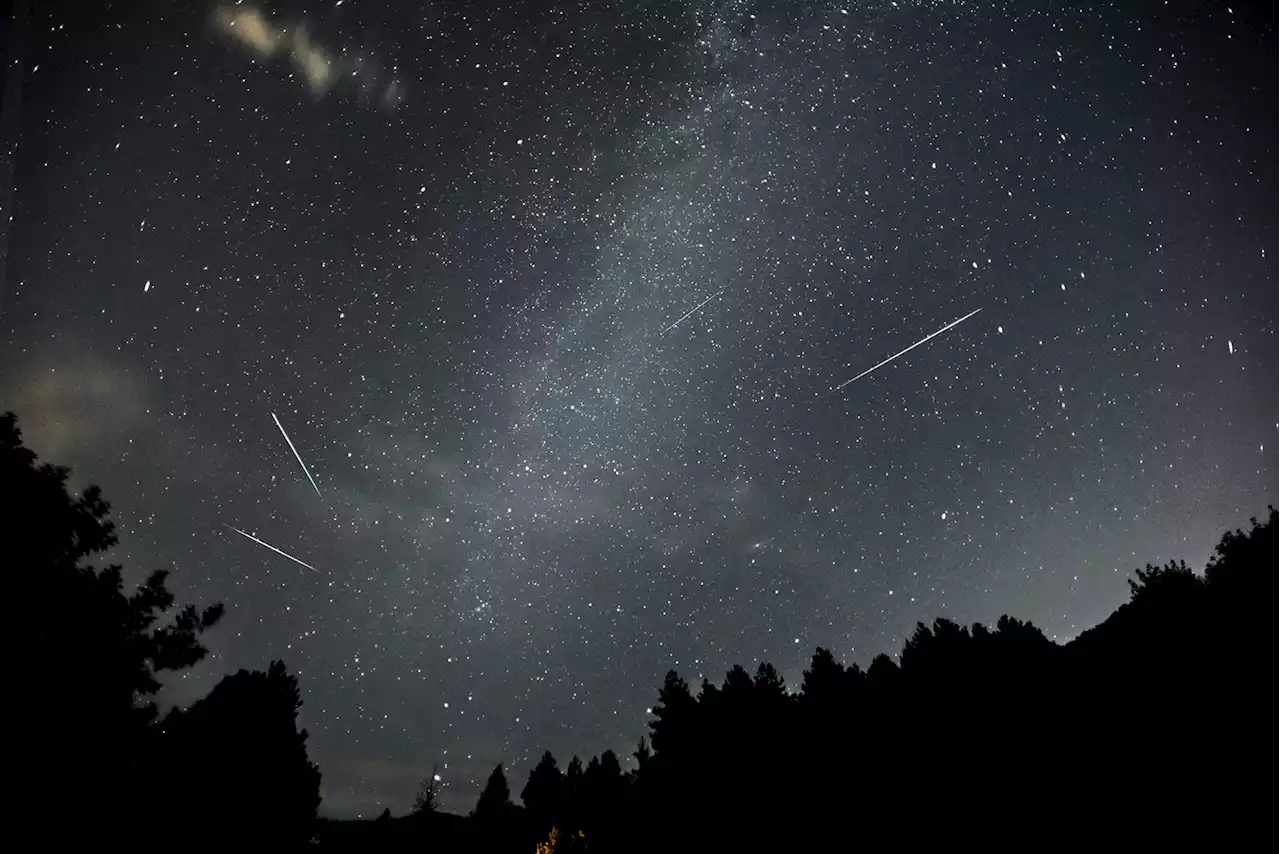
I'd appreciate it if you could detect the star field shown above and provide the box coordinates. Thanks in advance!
[1,0,1274,816]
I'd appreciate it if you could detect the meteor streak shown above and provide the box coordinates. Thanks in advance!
[272,412,322,496]
[223,524,322,574]
[662,290,724,334]
[832,307,983,393]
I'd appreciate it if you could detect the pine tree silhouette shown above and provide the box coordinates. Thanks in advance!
[472,763,513,822]
[522,750,564,834]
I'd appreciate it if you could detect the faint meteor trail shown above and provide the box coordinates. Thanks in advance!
[272,412,322,496]
[223,524,322,574]
[662,289,724,334]
[832,307,983,393]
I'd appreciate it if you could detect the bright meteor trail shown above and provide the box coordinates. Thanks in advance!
[832,308,983,393]
[272,412,322,496]
[662,289,724,334]
[223,524,322,574]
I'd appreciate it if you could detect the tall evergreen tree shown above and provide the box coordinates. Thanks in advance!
[473,763,513,822]
[800,647,845,708]
[648,671,696,758]
[562,754,586,829]
[522,750,563,832]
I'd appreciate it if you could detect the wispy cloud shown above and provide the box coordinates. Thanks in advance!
[215,5,285,56]
[213,4,401,107]
[287,26,336,94]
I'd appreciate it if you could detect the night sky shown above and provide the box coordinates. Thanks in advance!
[1,0,1274,817]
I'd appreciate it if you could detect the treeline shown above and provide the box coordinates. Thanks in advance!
[6,409,1274,852]
[334,512,1274,852]
[414,502,1272,852]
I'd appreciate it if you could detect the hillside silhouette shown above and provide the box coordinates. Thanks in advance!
[4,409,1274,851]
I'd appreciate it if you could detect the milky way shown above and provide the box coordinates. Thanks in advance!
[1,0,1274,816]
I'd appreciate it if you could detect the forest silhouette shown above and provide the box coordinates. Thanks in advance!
[4,410,1273,852]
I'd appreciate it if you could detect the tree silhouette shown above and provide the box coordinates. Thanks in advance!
[799,646,845,709]
[632,736,651,771]
[752,661,786,697]
[564,753,585,784]
[562,754,586,830]
[522,750,564,834]
[3,411,225,842]
[472,763,514,822]
[584,749,626,828]
[159,660,322,846]
[1202,509,1276,715]
[1204,510,1276,594]
[413,764,443,815]
[648,670,696,758]
[721,663,753,703]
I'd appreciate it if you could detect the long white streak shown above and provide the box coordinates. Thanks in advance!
[832,308,983,393]
[662,289,724,334]
[272,412,322,496]
[224,524,323,574]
